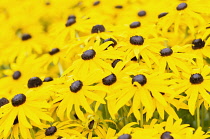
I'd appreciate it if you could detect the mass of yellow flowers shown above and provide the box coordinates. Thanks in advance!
[1,0,210,139]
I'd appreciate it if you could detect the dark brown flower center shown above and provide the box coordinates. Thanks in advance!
[132,74,147,86]
[12,71,21,80]
[130,21,141,28]
[45,126,57,136]
[27,77,43,88]
[190,73,203,84]
[118,134,132,139]
[130,36,144,45]
[161,131,174,139]
[81,49,96,60]
[160,48,173,56]
[43,77,53,82]
[138,10,146,17]
[65,18,76,27]
[21,33,32,41]
[91,25,105,33]
[115,5,123,9]
[102,74,117,85]
[93,1,100,6]
[12,94,26,107]
[158,12,168,18]
[192,39,205,50]
[49,48,60,55]
[176,3,187,11]
[0,97,9,107]
[70,80,83,93]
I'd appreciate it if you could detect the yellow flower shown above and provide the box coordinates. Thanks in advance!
[156,44,196,75]
[157,1,208,35]
[53,73,106,121]
[152,116,209,139]
[173,65,210,115]
[181,36,210,68]
[0,92,53,138]
[63,40,124,77]
[108,68,175,121]
[36,121,81,139]
[0,55,46,95]
[117,34,165,68]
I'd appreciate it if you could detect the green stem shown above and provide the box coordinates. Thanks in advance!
[196,106,200,128]
[30,128,36,139]
[122,106,129,124]
[209,108,210,127]
[201,104,205,128]
[140,103,143,128]
[104,103,109,119]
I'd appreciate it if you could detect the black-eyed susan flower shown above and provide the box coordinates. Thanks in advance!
[152,116,210,139]
[117,34,165,68]
[0,55,46,95]
[52,73,107,121]
[36,121,82,139]
[157,1,208,35]
[155,45,196,75]
[181,36,210,68]
[107,68,176,121]
[0,92,53,138]
[62,40,124,77]
[173,65,210,115]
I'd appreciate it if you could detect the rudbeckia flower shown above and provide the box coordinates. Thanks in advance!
[157,1,208,35]
[49,13,95,43]
[6,30,49,61]
[0,97,32,139]
[0,55,46,95]
[62,40,124,77]
[155,45,196,75]
[107,69,175,121]
[52,73,106,121]
[181,36,210,68]
[173,65,210,115]
[117,34,165,68]
[36,121,82,139]
[152,116,209,139]
[0,92,53,137]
